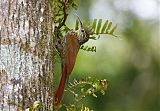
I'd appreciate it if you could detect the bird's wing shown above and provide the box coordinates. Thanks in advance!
[65,33,80,75]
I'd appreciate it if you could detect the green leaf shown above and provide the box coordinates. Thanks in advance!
[83,46,88,50]
[72,2,78,10]
[80,45,84,49]
[83,20,87,27]
[109,24,117,36]
[92,19,97,32]
[75,19,79,30]
[101,20,108,33]
[91,46,96,52]
[96,19,102,34]
[87,47,91,51]
[106,22,112,34]
[64,26,70,32]
[87,21,92,29]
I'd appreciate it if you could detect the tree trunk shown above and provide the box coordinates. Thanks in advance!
[0,0,56,110]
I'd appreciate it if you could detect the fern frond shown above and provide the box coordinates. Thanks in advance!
[80,105,93,111]
[67,77,108,98]
[96,19,102,34]
[105,21,112,34]
[75,19,79,30]
[92,19,97,32]
[74,18,118,37]
[80,45,96,52]
[63,77,108,110]
[89,35,100,40]
[109,24,117,37]
[83,19,87,27]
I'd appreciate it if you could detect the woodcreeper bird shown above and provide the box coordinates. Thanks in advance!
[55,15,92,105]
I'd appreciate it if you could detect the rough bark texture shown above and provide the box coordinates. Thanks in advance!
[0,0,55,110]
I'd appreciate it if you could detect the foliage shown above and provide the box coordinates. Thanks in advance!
[62,77,108,110]
[78,19,117,52]
[53,0,115,110]
[53,0,117,53]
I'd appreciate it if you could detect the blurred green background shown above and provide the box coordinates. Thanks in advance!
[56,0,160,110]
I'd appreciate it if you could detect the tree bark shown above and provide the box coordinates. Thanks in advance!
[0,0,56,110]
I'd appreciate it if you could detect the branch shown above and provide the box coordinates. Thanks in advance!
[57,0,68,29]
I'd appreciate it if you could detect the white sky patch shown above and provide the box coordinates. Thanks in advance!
[90,0,158,20]
[130,0,158,19]
[89,0,114,20]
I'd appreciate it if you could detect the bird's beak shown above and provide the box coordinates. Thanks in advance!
[74,13,83,29]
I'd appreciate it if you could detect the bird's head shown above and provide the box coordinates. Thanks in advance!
[75,14,93,45]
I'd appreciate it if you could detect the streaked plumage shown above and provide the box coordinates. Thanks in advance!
[55,15,92,105]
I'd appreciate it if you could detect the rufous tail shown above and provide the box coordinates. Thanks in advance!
[55,70,68,105]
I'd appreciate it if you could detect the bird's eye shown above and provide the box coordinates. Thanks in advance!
[81,29,85,32]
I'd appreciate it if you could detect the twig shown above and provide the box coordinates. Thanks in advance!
[57,0,68,29]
